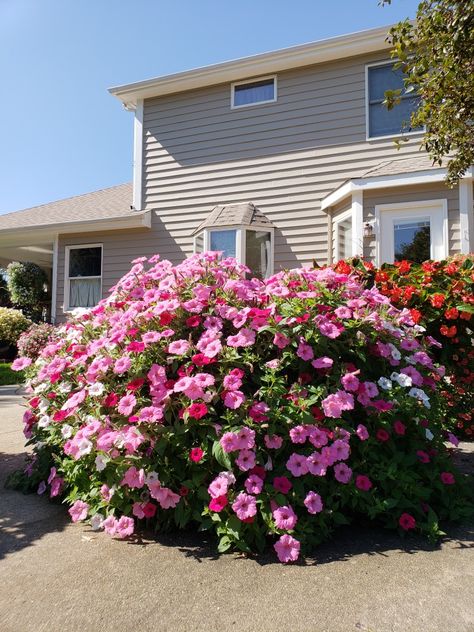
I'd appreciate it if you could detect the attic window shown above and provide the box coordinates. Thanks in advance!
[231,76,277,108]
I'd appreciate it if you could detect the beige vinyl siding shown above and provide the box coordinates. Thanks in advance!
[56,229,162,321]
[363,183,460,261]
[142,50,424,269]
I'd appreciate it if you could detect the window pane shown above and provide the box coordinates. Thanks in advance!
[369,97,420,137]
[368,64,406,101]
[69,247,102,278]
[368,63,421,137]
[194,231,204,253]
[337,217,352,259]
[210,230,236,258]
[394,220,430,263]
[69,278,101,308]
[245,230,271,278]
[234,79,275,106]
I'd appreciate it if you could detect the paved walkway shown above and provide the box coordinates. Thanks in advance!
[1,386,473,632]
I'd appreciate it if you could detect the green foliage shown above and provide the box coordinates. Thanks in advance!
[0,307,32,347]
[7,261,48,321]
[0,270,11,307]
[0,362,23,385]
[380,0,474,186]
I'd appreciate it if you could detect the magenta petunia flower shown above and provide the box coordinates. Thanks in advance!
[274,534,300,563]
[304,491,323,514]
[273,505,297,530]
[232,492,257,521]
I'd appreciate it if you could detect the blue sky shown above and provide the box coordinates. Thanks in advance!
[0,0,419,214]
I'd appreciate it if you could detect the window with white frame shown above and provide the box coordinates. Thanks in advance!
[231,76,277,108]
[194,227,273,278]
[65,244,102,310]
[367,62,421,138]
[376,200,448,265]
[333,211,353,260]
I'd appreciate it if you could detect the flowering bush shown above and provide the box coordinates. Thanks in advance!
[0,307,32,347]
[334,256,474,438]
[17,322,57,361]
[14,253,471,563]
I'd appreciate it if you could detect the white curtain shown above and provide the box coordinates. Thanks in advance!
[69,278,101,308]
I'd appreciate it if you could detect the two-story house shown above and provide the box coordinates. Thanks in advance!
[0,24,472,322]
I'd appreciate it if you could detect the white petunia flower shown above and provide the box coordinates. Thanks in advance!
[425,429,434,441]
[38,415,51,428]
[95,454,108,472]
[90,514,104,531]
[77,438,93,457]
[377,377,392,391]
[61,424,73,439]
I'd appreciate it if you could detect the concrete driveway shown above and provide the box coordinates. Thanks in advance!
[1,385,473,632]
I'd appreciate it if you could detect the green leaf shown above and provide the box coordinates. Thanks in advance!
[212,440,232,470]
[217,535,232,553]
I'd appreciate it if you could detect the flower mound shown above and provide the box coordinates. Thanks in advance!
[16,253,471,563]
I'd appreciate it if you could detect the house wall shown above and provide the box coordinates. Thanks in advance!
[363,183,460,261]
[141,49,425,269]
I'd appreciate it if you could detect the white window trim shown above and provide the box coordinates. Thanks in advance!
[374,199,448,266]
[333,209,353,260]
[193,225,274,277]
[231,75,277,109]
[365,60,424,141]
[64,243,103,312]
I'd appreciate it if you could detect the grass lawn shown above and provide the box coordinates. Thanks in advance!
[0,362,23,386]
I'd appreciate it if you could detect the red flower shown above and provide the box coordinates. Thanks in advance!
[189,447,204,463]
[142,502,157,518]
[187,403,208,420]
[416,450,430,463]
[126,378,145,391]
[395,260,411,274]
[440,472,455,485]
[186,315,201,327]
[159,312,175,326]
[179,486,189,497]
[444,307,459,320]
[410,309,422,324]
[376,429,390,442]
[355,475,373,491]
[393,420,406,436]
[430,294,445,308]
[273,476,292,494]
[209,495,228,512]
[103,392,119,407]
[399,513,416,530]
[249,465,266,480]
[192,353,215,366]
[440,325,457,338]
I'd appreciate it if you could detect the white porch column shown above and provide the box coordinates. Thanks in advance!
[51,235,59,323]
[459,179,473,254]
[351,190,364,257]
[132,99,144,211]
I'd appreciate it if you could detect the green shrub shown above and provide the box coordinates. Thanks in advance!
[7,261,48,321]
[0,307,32,347]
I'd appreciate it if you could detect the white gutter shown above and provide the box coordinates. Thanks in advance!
[109,24,392,109]
[321,168,474,210]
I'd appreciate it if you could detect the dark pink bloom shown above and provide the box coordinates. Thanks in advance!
[355,475,372,491]
[189,447,204,463]
[399,513,416,530]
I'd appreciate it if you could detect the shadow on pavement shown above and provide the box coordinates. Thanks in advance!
[0,451,68,561]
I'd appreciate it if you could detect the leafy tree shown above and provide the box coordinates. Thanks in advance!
[0,270,10,307]
[7,261,48,322]
[381,0,474,186]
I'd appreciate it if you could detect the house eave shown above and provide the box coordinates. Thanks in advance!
[109,24,392,110]
[321,168,474,210]
[0,211,151,246]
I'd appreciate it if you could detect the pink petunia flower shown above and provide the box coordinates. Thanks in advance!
[69,500,89,522]
[334,462,352,484]
[244,474,264,495]
[273,505,297,530]
[117,393,137,417]
[115,516,134,539]
[286,453,309,477]
[11,357,32,371]
[304,491,323,514]
[264,434,283,450]
[274,534,300,563]
[232,492,257,521]
[235,449,256,472]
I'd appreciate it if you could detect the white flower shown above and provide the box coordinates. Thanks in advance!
[219,471,236,485]
[408,387,430,408]
[425,428,434,441]
[95,454,108,472]
[38,415,51,428]
[145,471,159,484]
[377,377,392,391]
[58,382,72,394]
[90,514,104,531]
[77,438,93,457]
[265,455,273,471]
[397,374,412,388]
[389,344,401,360]
[61,424,73,439]
[89,382,105,397]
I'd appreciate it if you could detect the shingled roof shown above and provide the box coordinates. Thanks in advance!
[361,155,444,179]
[0,183,133,231]
[193,202,274,235]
